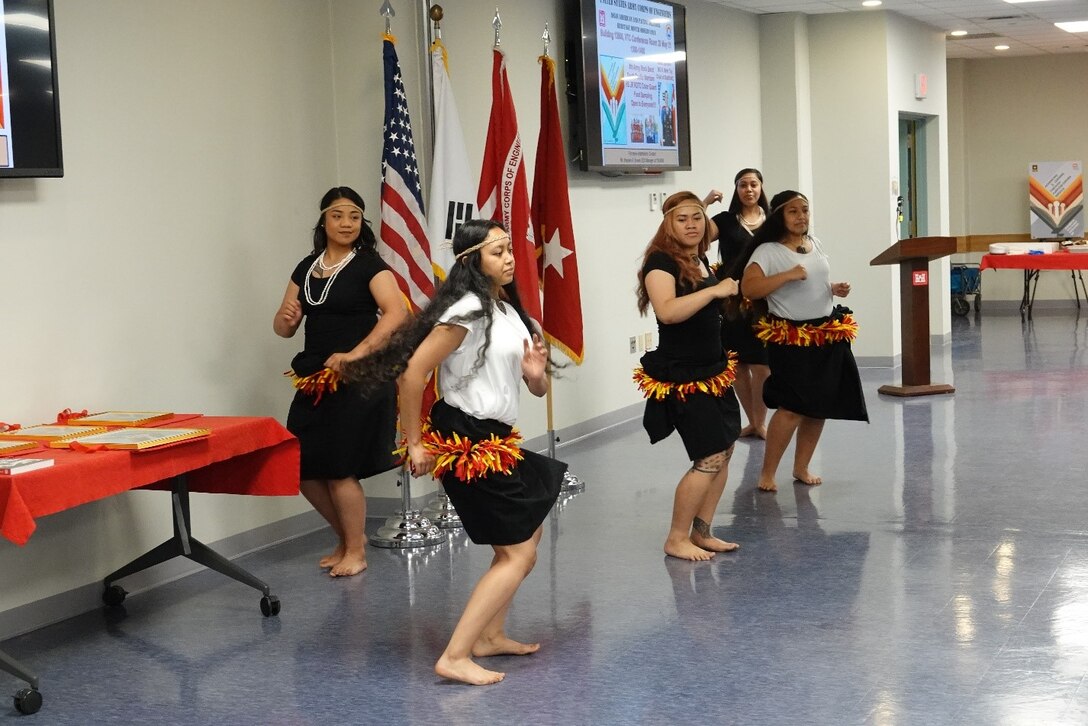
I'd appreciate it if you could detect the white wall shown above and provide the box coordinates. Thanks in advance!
[885,12,951,336]
[947,55,1088,304]
[807,12,896,361]
[0,0,339,616]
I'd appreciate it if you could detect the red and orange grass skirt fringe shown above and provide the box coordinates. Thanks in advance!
[633,352,738,402]
[754,314,858,347]
[396,422,524,483]
[286,368,342,405]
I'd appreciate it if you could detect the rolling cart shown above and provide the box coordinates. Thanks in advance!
[950,263,981,316]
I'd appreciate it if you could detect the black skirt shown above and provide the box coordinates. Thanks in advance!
[639,353,742,461]
[286,378,399,481]
[762,309,869,422]
[430,399,566,546]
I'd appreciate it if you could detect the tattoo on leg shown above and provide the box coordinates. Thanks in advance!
[692,517,712,538]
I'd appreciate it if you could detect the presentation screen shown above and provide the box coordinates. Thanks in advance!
[568,0,691,174]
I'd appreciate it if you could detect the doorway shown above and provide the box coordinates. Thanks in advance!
[898,116,929,240]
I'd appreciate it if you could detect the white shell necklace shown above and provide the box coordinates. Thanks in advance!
[304,250,355,306]
[738,208,765,231]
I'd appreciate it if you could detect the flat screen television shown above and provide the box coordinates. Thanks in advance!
[1,0,63,178]
[565,0,691,175]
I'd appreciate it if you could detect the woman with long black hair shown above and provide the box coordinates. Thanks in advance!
[346,218,565,686]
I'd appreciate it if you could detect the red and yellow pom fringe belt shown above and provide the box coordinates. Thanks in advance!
[395,421,524,483]
[754,314,859,347]
[633,352,738,402]
[286,368,342,405]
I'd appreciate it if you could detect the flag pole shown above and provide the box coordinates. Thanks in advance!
[538,23,583,496]
[419,2,463,530]
[370,0,446,549]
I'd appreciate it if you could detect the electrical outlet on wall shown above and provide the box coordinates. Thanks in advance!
[643,332,653,350]
[649,192,658,211]
[629,336,637,354]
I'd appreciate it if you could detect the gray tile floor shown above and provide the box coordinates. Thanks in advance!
[4,309,1088,724]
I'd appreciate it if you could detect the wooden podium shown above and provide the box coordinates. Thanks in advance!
[870,233,1032,396]
[870,236,960,397]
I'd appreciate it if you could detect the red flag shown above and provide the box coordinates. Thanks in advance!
[532,56,584,364]
[378,34,434,313]
[477,49,542,323]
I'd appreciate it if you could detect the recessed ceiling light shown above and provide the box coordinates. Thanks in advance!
[862,0,882,7]
[1056,20,1088,33]
[950,30,968,37]
[995,44,1010,50]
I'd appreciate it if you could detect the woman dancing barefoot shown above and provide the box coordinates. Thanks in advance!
[347,219,565,684]
[741,191,868,493]
[635,191,743,561]
[273,187,406,577]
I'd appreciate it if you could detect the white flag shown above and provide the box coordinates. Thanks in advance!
[426,40,477,280]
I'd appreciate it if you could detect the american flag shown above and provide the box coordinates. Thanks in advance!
[379,34,433,312]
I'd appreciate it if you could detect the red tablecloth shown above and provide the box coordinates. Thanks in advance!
[0,416,299,546]
[980,251,1088,271]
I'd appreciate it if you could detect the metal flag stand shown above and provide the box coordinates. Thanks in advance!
[369,467,447,549]
[369,0,446,549]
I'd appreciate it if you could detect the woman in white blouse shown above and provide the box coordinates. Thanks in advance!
[741,191,868,493]
[348,219,565,687]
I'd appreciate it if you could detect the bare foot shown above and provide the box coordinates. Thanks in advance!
[329,551,367,577]
[753,426,767,440]
[472,635,541,657]
[738,424,756,438]
[665,537,714,561]
[757,476,778,492]
[690,531,740,553]
[319,544,345,569]
[435,654,505,685]
[793,470,822,486]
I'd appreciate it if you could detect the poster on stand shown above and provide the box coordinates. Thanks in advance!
[1029,161,1083,239]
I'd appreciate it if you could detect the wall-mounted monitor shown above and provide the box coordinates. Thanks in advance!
[1,0,63,178]
[566,0,691,175]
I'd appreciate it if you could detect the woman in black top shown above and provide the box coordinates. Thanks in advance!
[273,186,408,577]
[705,168,771,438]
[635,191,743,561]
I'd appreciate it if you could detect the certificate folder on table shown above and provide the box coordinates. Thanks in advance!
[66,411,175,427]
[0,425,110,442]
[0,439,39,454]
[50,427,211,451]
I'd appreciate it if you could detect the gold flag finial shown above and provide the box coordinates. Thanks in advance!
[430,4,443,39]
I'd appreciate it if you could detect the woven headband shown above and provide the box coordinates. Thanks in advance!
[456,234,511,261]
[771,194,808,216]
[663,201,705,216]
[320,201,364,215]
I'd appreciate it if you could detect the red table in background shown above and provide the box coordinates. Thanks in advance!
[0,416,299,713]
[980,251,1088,319]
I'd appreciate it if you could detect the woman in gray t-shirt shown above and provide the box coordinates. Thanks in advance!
[742,191,868,494]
